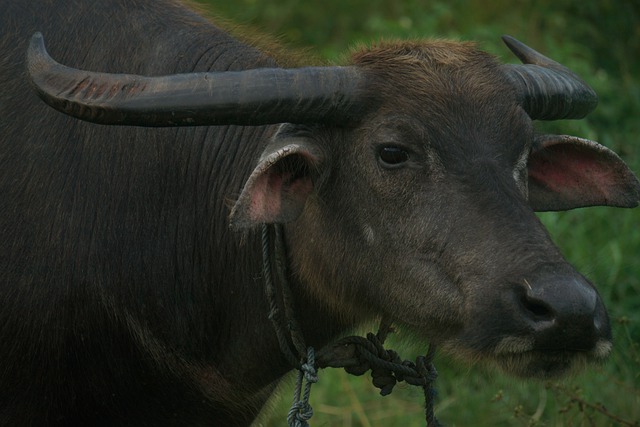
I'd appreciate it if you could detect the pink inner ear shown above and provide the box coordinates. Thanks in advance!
[247,166,314,224]
[528,144,615,197]
[248,171,283,223]
[528,135,640,211]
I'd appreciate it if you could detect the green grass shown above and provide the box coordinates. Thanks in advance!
[196,1,640,425]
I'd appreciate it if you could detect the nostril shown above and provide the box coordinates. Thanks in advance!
[509,274,608,352]
[520,295,554,321]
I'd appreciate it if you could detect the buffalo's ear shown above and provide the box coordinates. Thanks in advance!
[229,135,324,229]
[528,134,640,211]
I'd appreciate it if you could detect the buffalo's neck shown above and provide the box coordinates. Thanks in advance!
[196,221,357,409]
[189,218,358,422]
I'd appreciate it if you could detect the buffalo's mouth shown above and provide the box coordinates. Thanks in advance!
[440,335,612,379]
[490,337,612,379]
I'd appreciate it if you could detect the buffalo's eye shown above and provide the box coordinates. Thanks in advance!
[378,146,409,168]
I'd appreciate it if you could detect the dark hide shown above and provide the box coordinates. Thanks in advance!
[0,1,299,425]
[1,1,639,426]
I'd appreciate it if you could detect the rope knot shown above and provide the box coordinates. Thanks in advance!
[301,347,318,383]
[287,400,314,427]
[371,366,397,396]
[286,347,318,427]
[301,363,318,383]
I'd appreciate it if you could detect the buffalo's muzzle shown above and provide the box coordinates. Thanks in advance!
[518,269,611,352]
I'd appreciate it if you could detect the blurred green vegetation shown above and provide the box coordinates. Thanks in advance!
[198,1,640,425]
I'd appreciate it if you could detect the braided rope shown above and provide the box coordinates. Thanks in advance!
[274,225,308,357]
[263,225,319,427]
[262,225,300,368]
[287,347,319,427]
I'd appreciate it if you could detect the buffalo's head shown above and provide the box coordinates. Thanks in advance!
[27,33,640,378]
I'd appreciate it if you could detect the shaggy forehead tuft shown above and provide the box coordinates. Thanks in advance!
[350,39,491,67]
[348,39,512,107]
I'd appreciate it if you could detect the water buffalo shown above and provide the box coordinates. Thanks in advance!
[1,0,639,425]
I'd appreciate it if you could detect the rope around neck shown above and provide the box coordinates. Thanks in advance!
[261,224,441,427]
[262,224,317,427]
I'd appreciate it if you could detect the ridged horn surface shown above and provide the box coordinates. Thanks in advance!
[27,32,366,127]
[501,35,597,120]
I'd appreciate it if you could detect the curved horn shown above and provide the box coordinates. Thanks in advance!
[501,35,597,121]
[27,32,366,127]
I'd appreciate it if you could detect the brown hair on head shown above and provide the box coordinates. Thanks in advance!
[351,39,487,68]
[348,39,516,120]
